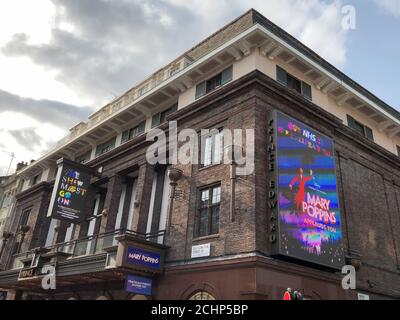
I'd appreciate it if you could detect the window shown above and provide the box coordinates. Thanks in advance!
[31,173,41,186]
[121,121,146,144]
[195,66,233,99]
[397,145,400,157]
[189,291,215,300]
[76,150,91,164]
[197,185,221,237]
[151,104,178,128]
[276,66,312,100]
[347,115,374,141]
[201,129,223,167]
[95,137,116,157]
[19,209,31,227]
[1,191,12,209]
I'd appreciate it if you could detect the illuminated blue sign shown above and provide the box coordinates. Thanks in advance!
[126,247,161,269]
[125,275,152,296]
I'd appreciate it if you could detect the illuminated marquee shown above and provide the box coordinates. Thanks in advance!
[269,111,344,269]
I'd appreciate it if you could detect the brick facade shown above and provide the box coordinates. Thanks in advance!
[1,71,399,299]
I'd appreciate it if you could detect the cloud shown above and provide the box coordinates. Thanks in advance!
[374,0,400,17]
[0,0,351,174]
[0,88,93,130]
[1,0,350,108]
[8,127,43,152]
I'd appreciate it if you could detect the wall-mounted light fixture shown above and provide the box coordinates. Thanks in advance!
[166,167,183,233]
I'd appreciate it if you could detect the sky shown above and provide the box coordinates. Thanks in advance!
[0,0,399,175]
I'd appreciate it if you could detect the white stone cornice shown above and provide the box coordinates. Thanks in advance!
[315,78,331,91]
[237,42,251,56]
[336,93,351,107]
[267,46,283,60]
[322,81,339,94]
[227,47,242,61]
[260,41,276,56]
[389,128,400,139]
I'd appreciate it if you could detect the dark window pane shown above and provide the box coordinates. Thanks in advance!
[196,81,206,99]
[347,115,363,135]
[19,210,30,226]
[365,126,374,141]
[221,66,233,85]
[206,73,222,94]
[210,206,219,235]
[121,130,130,143]
[151,113,160,128]
[160,104,178,123]
[301,81,312,100]
[199,209,208,237]
[197,185,221,238]
[95,138,116,156]
[287,74,302,94]
[277,66,287,85]
[76,151,91,164]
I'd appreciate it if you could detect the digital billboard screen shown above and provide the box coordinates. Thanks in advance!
[271,111,344,269]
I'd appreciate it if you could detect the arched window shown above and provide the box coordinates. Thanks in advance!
[189,291,215,300]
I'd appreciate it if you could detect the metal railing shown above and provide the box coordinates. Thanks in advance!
[10,229,166,270]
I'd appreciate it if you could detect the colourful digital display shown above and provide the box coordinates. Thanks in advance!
[273,111,344,269]
[47,158,93,223]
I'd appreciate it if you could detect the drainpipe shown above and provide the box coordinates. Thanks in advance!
[230,162,236,222]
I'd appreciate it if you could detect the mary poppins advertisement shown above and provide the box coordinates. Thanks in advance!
[272,111,344,269]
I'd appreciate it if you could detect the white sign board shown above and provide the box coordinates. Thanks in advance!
[357,293,370,300]
[191,243,211,258]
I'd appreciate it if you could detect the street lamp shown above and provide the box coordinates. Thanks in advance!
[166,168,183,233]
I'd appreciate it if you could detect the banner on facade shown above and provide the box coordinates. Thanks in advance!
[47,158,95,224]
[269,111,344,269]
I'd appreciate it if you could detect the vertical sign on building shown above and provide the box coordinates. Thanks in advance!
[269,111,344,269]
[47,158,94,223]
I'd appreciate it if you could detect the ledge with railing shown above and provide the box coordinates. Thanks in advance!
[9,228,166,270]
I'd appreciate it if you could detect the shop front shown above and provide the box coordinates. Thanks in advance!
[0,229,168,300]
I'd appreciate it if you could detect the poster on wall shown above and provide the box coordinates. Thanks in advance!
[270,111,344,269]
[47,158,94,223]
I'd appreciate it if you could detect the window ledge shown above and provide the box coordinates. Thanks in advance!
[198,163,223,172]
[195,81,231,100]
[192,234,220,242]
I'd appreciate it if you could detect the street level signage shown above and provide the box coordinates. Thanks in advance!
[18,264,56,281]
[125,274,152,296]
[191,243,211,258]
[126,246,161,270]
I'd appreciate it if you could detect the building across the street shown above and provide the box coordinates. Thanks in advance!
[0,9,400,300]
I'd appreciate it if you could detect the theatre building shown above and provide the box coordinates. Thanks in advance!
[1,9,400,300]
